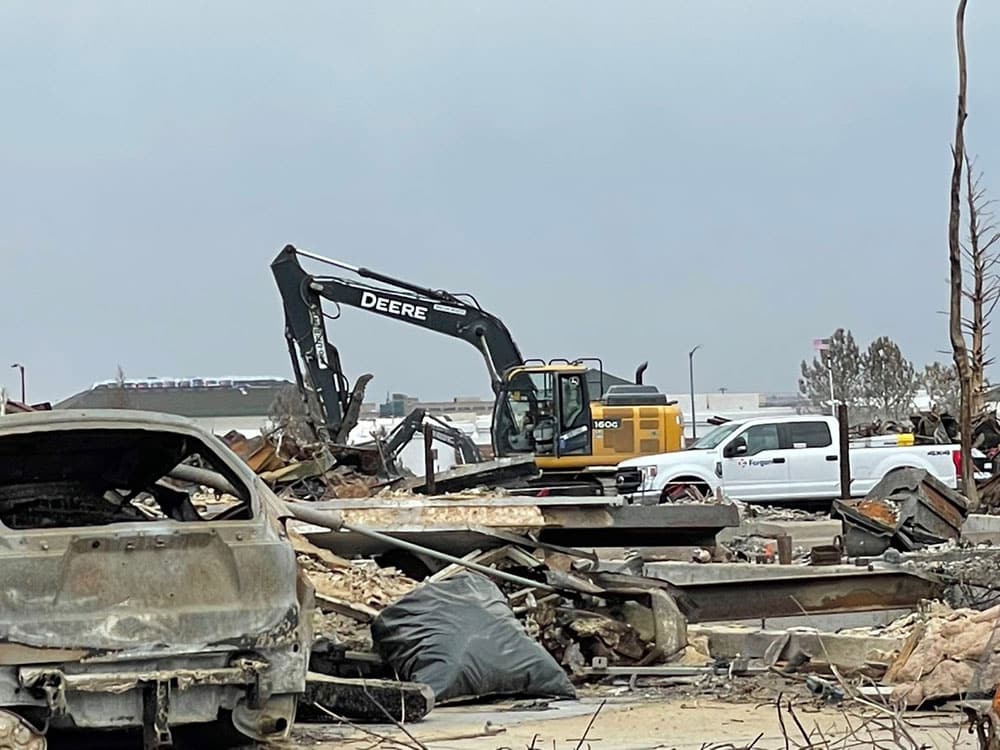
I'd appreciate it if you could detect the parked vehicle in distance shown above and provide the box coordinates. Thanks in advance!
[615,414,978,505]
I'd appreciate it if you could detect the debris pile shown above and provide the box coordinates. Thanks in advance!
[976,473,1000,514]
[222,427,538,501]
[851,412,960,443]
[532,583,693,674]
[270,465,1000,729]
[223,429,378,500]
[287,527,417,651]
[405,545,699,675]
[739,504,830,523]
[901,545,1000,609]
[849,410,1000,447]
[832,468,968,555]
[285,517,705,689]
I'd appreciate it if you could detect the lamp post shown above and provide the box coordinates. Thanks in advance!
[688,346,701,442]
[9,363,24,404]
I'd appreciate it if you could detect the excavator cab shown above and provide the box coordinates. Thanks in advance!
[493,361,686,474]
[493,364,594,460]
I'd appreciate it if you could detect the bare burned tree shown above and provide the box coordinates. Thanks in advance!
[268,383,321,446]
[923,361,961,414]
[110,364,131,409]
[948,0,977,506]
[963,155,1000,414]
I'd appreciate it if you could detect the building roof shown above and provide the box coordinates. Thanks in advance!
[56,380,293,418]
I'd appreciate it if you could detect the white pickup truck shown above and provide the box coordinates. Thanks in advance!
[615,414,967,504]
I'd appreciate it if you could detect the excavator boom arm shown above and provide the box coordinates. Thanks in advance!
[271,244,524,455]
[272,245,524,395]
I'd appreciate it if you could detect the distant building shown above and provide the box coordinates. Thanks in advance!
[378,393,493,418]
[56,377,292,436]
[57,372,797,446]
[376,368,636,418]
[377,393,422,418]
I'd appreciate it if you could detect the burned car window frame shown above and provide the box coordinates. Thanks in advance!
[0,420,258,531]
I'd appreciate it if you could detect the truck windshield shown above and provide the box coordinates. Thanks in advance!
[690,422,743,449]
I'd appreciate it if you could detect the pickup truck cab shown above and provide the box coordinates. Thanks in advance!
[615,414,964,504]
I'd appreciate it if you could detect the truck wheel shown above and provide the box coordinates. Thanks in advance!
[661,478,711,503]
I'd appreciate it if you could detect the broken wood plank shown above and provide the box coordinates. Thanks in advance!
[314,593,379,623]
[467,543,544,571]
[287,525,352,569]
[427,549,483,583]
[884,621,925,684]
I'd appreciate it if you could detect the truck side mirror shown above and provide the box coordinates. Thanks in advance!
[724,437,747,458]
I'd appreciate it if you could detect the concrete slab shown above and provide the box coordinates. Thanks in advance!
[690,624,904,670]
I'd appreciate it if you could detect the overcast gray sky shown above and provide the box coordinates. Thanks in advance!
[3,1,999,403]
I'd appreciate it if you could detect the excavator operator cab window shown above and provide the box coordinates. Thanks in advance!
[495,372,555,455]
[556,373,590,455]
[560,375,584,430]
[493,370,595,458]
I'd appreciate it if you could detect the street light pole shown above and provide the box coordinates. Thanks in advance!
[9,363,24,404]
[688,346,701,443]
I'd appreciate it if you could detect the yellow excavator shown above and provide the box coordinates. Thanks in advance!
[272,245,684,491]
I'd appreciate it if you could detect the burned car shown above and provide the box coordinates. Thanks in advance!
[0,410,311,747]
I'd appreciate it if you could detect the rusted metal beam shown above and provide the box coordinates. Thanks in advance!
[674,569,943,623]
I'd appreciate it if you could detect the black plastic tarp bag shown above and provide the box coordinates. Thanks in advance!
[371,572,576,703]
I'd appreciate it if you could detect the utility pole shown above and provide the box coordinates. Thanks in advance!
[837,403,851,498]
[9,363,24,404]
[688,346,701,442]
[813,338,835,416]
[828,365,836,416]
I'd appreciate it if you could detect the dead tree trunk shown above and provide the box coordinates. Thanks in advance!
[111,364,131,409]
[967,161,985,412]
[949,0,978,507]
[963,155,1000,416]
